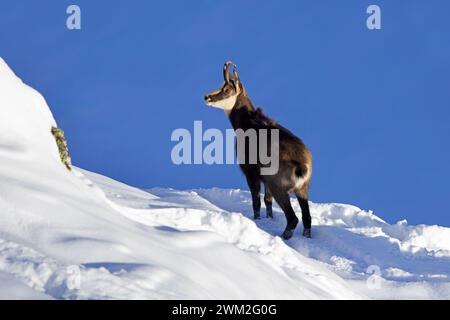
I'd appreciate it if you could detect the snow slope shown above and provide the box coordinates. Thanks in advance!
[1,57,450,299]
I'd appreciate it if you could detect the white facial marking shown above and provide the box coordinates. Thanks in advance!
[206,85,241,113]
[208,94,237,111]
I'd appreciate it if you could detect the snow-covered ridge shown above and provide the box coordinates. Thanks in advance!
[1,57,450,299]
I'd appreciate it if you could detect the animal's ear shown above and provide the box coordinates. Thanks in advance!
[232,68,240,89]
[223,61,233,84]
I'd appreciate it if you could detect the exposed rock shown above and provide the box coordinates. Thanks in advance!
[51,126,72,170]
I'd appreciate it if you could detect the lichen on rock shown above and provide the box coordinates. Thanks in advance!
[51,126,72,170]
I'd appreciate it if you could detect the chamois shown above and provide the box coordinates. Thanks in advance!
[204,61,313,239]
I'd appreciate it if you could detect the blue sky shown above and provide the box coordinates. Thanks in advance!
[1,1,449,226]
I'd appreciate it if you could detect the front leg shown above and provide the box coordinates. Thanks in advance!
[245,174,261,220]
[263,183,273,219]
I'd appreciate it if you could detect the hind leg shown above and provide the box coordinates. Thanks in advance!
[295,183,312,238]
[297,196,312,238]
[272,190,298,240]
[263,183,273,218]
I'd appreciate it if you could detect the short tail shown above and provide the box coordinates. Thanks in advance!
[292,161,312,199]
[292,161,308,179]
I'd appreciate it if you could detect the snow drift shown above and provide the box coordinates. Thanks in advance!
[1,57,450,299]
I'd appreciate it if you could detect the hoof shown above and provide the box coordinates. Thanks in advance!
[266,209,273,219]
[281,229,294,240]
[254,214,261,220]
[303,228,311,238]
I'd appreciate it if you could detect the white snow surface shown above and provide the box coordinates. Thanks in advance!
[1,57,450,299]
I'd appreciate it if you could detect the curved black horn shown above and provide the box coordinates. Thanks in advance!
[223,61,234,84]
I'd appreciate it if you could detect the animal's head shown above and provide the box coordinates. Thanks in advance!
[204,61,243,112]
